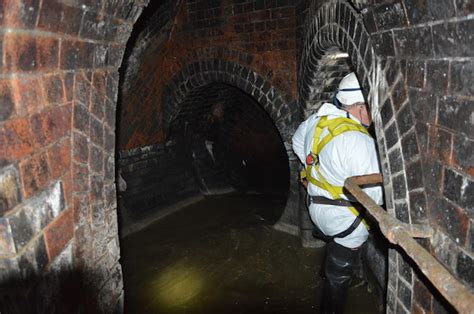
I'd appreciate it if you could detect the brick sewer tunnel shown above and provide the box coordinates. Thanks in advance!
[0,0,473,313]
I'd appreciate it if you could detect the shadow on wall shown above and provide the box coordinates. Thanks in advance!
[0,269,123,314]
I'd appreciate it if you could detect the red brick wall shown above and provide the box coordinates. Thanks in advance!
[0,0,146,312]
[119,0,298,150]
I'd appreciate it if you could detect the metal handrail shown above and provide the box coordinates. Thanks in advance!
[344,174,474,313]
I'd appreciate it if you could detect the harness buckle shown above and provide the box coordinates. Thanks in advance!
[306,153,318,166]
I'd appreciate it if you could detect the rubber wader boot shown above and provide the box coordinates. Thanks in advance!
[320,241,359,314]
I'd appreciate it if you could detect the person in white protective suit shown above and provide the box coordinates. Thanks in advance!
[292,72,383,314]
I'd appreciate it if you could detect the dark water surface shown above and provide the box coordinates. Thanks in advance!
[121,195,382,314]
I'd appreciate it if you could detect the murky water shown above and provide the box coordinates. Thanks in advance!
[121,195,382,314]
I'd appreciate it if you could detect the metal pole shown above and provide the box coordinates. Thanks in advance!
[345,174,474,313]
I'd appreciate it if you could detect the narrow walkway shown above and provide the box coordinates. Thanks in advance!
[121,195,382,313]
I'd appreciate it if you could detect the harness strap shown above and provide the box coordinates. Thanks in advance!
[309,196,357,207]
[305,115,370,229]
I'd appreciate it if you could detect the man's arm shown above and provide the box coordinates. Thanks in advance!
[340,133,383,205]
[292,118,309,165]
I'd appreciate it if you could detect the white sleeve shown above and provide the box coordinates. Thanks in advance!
[339,133,384,205]
[292,119,309,165]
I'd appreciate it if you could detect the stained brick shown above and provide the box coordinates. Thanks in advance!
[373,32,395,57]
[37,0,63,32]
[423,159,443,195]
[404,0,455,24]
[47,137,71,180]
[60,40,95,70]
[75,72,92,106]
[373,2,406,30]
[31,105,72,146]
[407,89,436,124]
[437,96,474,137]
[90,145,103,174]
[73,193,88,225]
[413,279,432,312]
[397,278,412,310]
[90,175,103,203]
[389,147,403,174]
[73,131,89,164]
[73,103,90,134]
[406,60,424,88]
[453,135,474,176]
[42,74,67,106]
[396,104,413,136]
[401,131,419,163]
[409,191,428,223]
[406,160,423,190]
[393,26,433,58]
[0,218,16,256]
[391,79,408,111]
[4,33,59,72]
[8,209,35,252]
[3,0,40,28]
[443,167,463,205]
[395,201,409,223]
[72,162,89,193]
[426,60,449,95]
[91,203,105,227]
[0,80,14,122]
[18,235,48,278]
[431,197,469,243]
[450,61,474,96]
[19,153,50,198]
[392,174,407,200]
[432,19,474,57]
[0,166,21,215]
[80,11,106,40]
[456,251,474,289]
[455,0,474,15]
[10,77,45,117]
[414,123,428,154]
[60,5,84,36]
[90,117,104,146]
[380,97,394,126]
[385,122,399,149]
[44,209,74,262]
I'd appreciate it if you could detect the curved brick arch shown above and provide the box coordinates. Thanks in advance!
[162,59,298,142]
[299,0,377,112]
[298,1,435,312]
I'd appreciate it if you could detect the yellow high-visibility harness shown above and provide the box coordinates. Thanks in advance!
[301,116,370,228]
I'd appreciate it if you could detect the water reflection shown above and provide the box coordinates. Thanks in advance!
[121,195,382,313]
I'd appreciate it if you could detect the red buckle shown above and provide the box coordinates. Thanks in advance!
[306,153,317,165]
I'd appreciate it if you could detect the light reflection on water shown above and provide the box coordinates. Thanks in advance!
[121,194,382,313]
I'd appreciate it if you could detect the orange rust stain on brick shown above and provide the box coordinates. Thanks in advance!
[48,137,71,180]
[31,104,72,146]
[19,152,50,198]
[2,117,36,160]
[10,76,46,117]
[120,3,298,150]
[44,208,74,262]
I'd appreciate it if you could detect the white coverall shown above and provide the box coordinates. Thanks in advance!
[292,103,383,248]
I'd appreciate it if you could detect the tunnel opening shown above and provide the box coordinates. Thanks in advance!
[168,82,290,201]
[116,82,290,236]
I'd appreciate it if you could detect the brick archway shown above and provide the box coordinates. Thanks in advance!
[162,59,298,142]
[161,59,303,236]
[297,1,429,312]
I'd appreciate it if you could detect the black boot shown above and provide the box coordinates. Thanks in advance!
[320,241,358,314]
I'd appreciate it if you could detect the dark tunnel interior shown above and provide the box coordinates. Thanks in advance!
[117,82,290,236]
[2,0,472,313]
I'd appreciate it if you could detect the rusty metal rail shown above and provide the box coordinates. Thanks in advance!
[344,174,474,313]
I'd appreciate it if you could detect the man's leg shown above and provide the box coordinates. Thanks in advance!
[320,241,359,314]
